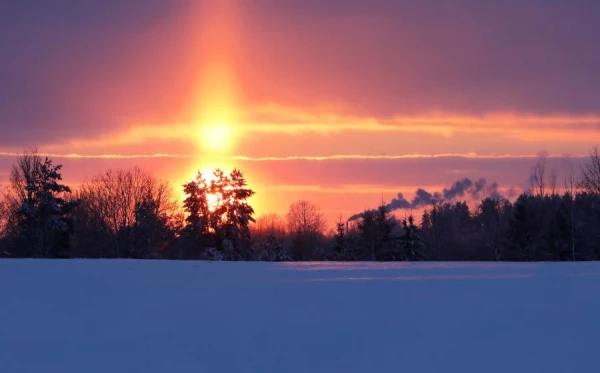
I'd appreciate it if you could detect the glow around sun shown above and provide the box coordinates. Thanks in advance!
[200,123,233,153]
[189,0,241,155]
[182,2,241,157]
[198,167,230,211]
[192,53,240,154]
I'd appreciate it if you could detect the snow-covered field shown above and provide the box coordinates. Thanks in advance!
[1,260,599,373]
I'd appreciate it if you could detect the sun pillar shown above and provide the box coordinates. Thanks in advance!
[192,0,241,154]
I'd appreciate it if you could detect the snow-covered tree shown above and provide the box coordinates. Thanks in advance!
[258,233,291,262]
[214,169,256,255]
[183,171,213,240]
[7,150,77,257]
[182,168,256,259]
[252,213,290,261]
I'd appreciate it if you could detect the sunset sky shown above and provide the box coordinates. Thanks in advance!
[1,0,599,225]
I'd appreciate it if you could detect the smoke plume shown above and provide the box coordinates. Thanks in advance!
[347,177,504,221]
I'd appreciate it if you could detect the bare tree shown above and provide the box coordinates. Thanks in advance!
[77,167,178,258]
[286,200,325,236]
[531,154,547,197]
[3,153,35,246]
[0,185,7,240]
[286,200,325,260]
[549,167,558,196]
[253,213,286,238]
[4,150,43,234]
[252,213,289,261]
[579,145,600,196]
[8,149,41,202]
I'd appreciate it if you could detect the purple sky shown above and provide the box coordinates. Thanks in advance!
[1,0,599,221]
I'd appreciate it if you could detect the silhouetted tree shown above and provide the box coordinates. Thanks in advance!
[420,206,439,259]
[4,145,600,263]
[530,154,547,197]
[401,215,424,261]
[75,167,178,258]
[549,167,558,196]
[252,213,291,260]
[0,184,9,256]
[478,198,512,261]
[253,213,287,239]
[573,192,600,260]
[356,202,397,260]
[257,233,290,261]
[182,170,213,256]
[212,169,256,258]
[564,172,577,260]
[420,202,475,260]
[579,145,600,196]
[508,195,549,261]
[4,150,77,257]
[333,216,347,257]
[286,200,325,260]
[182,168,256,260]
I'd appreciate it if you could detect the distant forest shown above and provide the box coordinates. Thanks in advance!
[1,146,599,262]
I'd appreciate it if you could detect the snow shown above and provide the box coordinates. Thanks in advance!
[1,260,599,373]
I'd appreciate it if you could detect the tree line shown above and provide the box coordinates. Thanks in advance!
[1,147,599,261]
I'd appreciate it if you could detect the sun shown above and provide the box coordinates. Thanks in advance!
[200,123,233,153]
[197,168,218,211]
[197,167,231,211]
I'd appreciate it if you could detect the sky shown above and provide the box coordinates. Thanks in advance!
[1,0,599,225]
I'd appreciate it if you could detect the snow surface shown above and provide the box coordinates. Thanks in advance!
[1,260,599,373]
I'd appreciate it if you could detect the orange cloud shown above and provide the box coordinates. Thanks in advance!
[244,104,600,136]
[31,104,599,155]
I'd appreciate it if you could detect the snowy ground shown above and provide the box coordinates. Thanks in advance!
[1,260,599,373]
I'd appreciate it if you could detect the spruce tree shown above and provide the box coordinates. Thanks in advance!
[12,152,77,257]
[182,168,255,259]
[401,215,423,261]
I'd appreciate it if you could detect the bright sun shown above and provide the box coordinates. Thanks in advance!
[198,167,228,211]
[200,123,233,153]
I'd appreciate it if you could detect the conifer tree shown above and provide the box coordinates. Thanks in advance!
[401,215,423,261]
[9,151,77,257]
[182,168,255,259]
